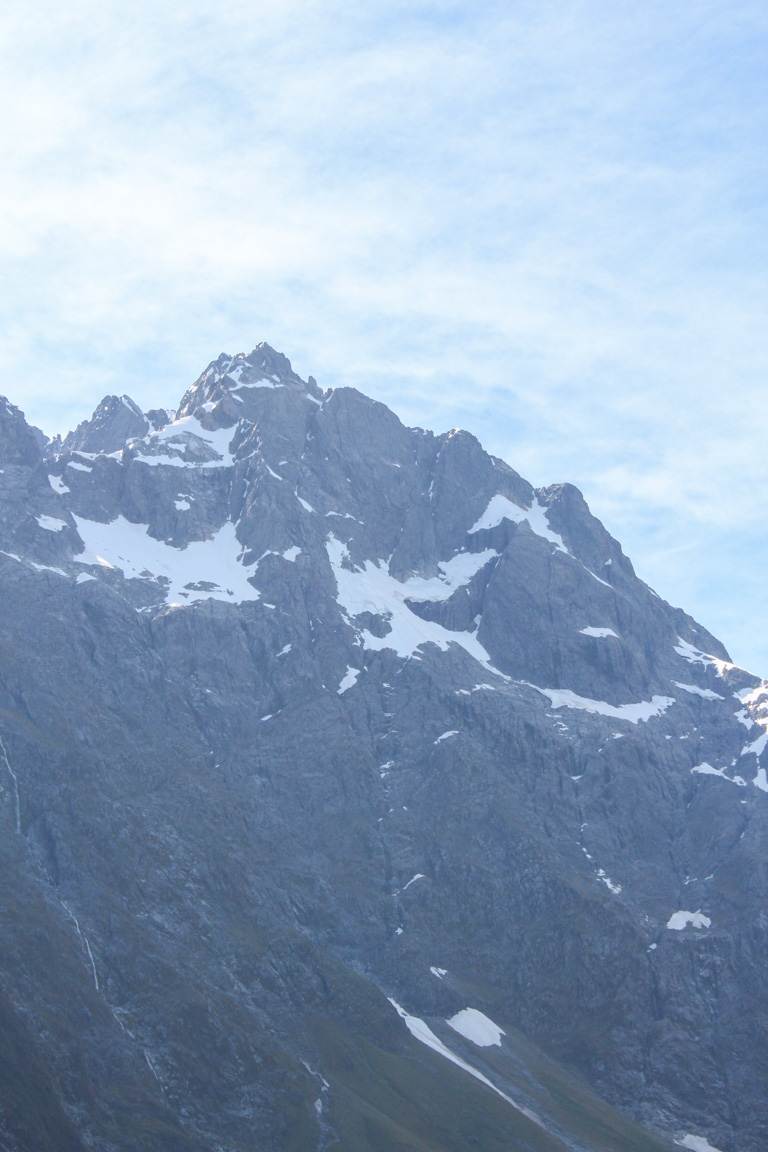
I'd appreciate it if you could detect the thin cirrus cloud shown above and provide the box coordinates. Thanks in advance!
[1,1,767,670]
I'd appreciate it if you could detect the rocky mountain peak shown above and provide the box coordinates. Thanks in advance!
[61,393,149,455]
[0,395,44,468]
[176,341,323,421]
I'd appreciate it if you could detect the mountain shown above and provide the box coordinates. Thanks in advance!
[0,343,765,1152]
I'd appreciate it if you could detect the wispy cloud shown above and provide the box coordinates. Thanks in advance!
[2,1,767,668]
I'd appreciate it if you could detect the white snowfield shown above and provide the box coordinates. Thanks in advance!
[387,999,541,1124]
[36,514,68,532]
[528,685,675,724]
[690,763,746,786]
[673,682,725,701]
[337,666,360,695]
[73,516,260,606]
[325,535,507,679]
[579,626,619,638]
[676,1135,724,1152]
[667,911,711,931]
[132,414,236,469]
[469,494,565,550]
[674,637,734,677]
[434,730,458,744]
[447,1007,505,1048]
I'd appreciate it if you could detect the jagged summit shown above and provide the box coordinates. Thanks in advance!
[0,395,43,467]
[176,340,323,420]
[62,393,150,455]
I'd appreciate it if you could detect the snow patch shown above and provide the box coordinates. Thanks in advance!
[73,516,259,606]
[667,911,711,931]
[388,999,539,1123]
[434,730,459,744]
[48,474,70,494]
[579,626,619,638]
[36,514,68,533]
[447,1008,505,1048]
[674,637,733,677]
[673,682,725,701]
[326,535,507,680]
[676,1135,724,1152]
[530,685,674,724]
[691,763,746,786]
[337,666,360,695]
[469,494,565,550]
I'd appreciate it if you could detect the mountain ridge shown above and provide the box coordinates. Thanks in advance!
[0,343,765,1152]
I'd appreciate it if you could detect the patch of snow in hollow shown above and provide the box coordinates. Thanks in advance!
[674,637,734,677]
[276,643,292,657]
[76,573,96,584]
[579,626,619,638]
[741,730,768,758]
[73,515,260,606]
[296,494,315,513]
[469,494,565,550]
[234,377,285,392]
[447,1008,505,1048]
[596,869,622,894]
[473,682,496,691]
[337,666,360,695]
[66,460,92,472]
[326,534,508,679]
[133,414,236,469]
[672,681,725,701]
[174,498,191,511]
[281,545,302,562]
[387,999,540,1123]
[666,911,711,931]
[434,730,459,744]
[265,464,283,480]
[528,684,675,724]
[430,967,447,979]
[691,762,746,786]
[48,474,70,494]
[395,926,404,936]
[0,551,68,577]
[737,682,768,708]
[754,767,768,793]
[402,873,426,891]
[676,1135,724,1152]
[734,708,755,729]
[36,514,68,532]
[397,549,500,604]
[325,510,361,522]
[648,943,658,951]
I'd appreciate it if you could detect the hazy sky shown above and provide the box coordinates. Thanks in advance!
[3,2,767,671]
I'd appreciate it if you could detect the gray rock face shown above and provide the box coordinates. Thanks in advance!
[62,393,149,454]
[0,344,765,1152]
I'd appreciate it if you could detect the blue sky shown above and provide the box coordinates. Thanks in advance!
[2,1,768,671]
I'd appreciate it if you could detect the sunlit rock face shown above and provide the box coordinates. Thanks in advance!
[0,343,764,1152]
